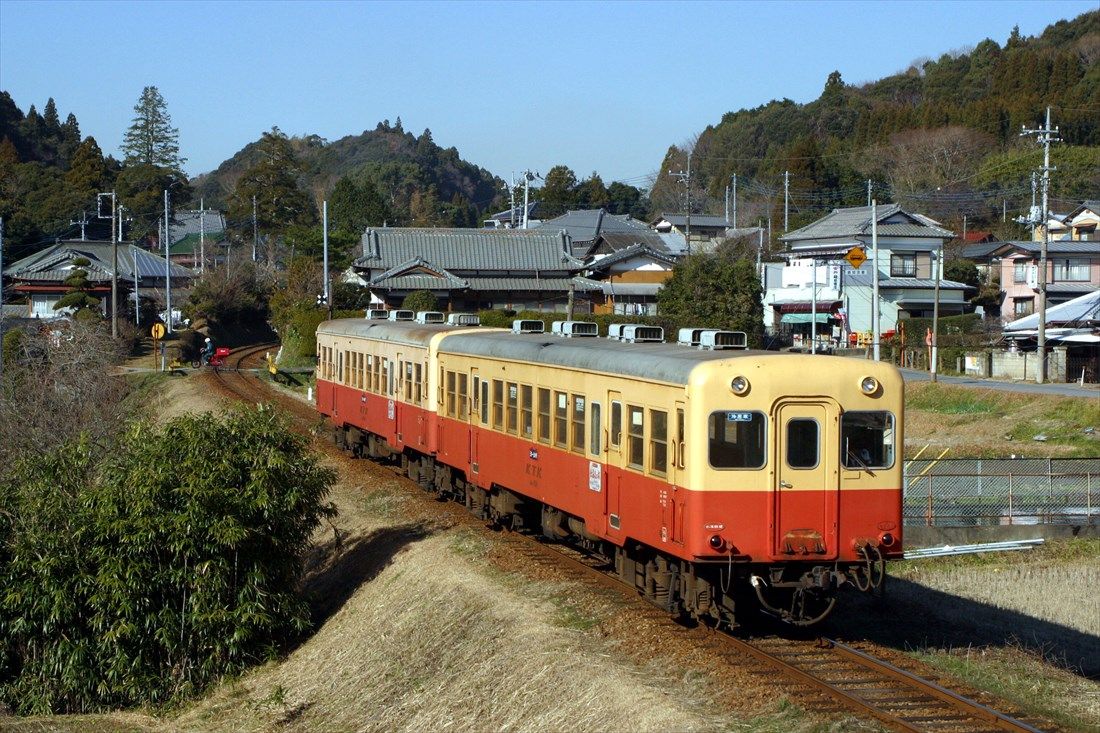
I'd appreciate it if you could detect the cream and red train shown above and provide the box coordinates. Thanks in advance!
[316,313,903,626]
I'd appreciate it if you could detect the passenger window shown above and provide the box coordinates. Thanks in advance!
[458,374,469,419]
[708,411,766,469]
[571,395,585,454]
[520,385,533,438]
[415,363,423,404]
[480,380,489,423]
[404,362,414,401]
[445,372,456,417]
[492,380,504,430]
[841,411,895,469]
[506,382,519,435]
[472,376,480,418]
[610,401,622,449]
[650,409,668,475]
[590,402,602,455]
[627,406,644,469]
[786,419,819,469]
[537,388,550,444]
[554,391,568,448]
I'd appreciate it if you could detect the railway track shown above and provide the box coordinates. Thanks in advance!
[208,345,1056,733]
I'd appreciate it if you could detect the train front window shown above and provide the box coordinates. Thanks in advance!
[708,411,766,469]
[786,419,819,469]
[841,411,895,469]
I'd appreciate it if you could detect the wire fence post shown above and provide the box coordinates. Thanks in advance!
[926,475,933,526]
[1008,473,1014,525]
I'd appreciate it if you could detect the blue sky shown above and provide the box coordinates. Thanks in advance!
[0,0,1094,185]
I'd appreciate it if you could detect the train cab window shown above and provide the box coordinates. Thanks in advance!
[520,385,533,438]
[414,363,423,404]
[610,402,622,450]
[786,419,819,469]
[506,382,519,434]
[841,411,896,469]
[445,372,456,417]
[590,402,602,455]
[553,391,568,448]
[708,411,766,469]
[480,380,489,424]
[627,406,644,469]
[570,395,585,454]
[458,374,469,420]
[537,388,551,444]
[491,380,504,430]
[650,409,668,476]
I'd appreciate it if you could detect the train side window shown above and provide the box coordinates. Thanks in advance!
[553,391,568,448]
[589,402,602,455]
[339,350,346,384]
[570,394,585,454]
[415,363,423,404]
[841,411,895,469]
[480,380,489,424]
[627,406,644,469]
[650,409,668,476]
[404,362,414,402]
[458,374,469,419]
[358,353,365,390]
[492,380,504,431]
[610,401,622,450]
[520,385,533,438]
[676,408,685,469]
[708,411,766,469]
[786,419,819,469]
[537,388,550,444]
[445,371,456,417]
[506,382,519,435]
[472,376,480,418]
[383,359,392,396]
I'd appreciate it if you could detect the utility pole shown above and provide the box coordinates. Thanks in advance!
[783,170,790,232]
[508,174,516,228]
[931,247,941,382]
[97,191,118,337]
[323,200,331,320]
[724,184,729,224]
[520,170,538,229]
[252,194,258,261]
[811,257,818,355]
[0,217,4,381]
[962,215,967,243]
[668,151,692,254]
[732,174,737,228]
[164,189,172,333]
[871,199,880,362]
[70,211,89,240]
[866,179,872,207]
[1020,106,1060,384]
[199,198,206,274]
[120,205,137,325]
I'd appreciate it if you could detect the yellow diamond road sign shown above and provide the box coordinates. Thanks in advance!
[845,246,867,268]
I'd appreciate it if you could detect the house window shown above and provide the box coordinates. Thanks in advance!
[1013,298,1033,316]
[1053,259,1089,282]
[1013,263,1029,283]
[890,253,917,277]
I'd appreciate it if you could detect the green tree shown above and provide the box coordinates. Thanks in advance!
[657,250,763,346]
[53,257,101,318]
[120,86,185,173]
[539,165,578,217]
[63,137,110,210]
[402,289,438,312]
[329,175,390,233]
[576,172,610,210]
[185,255,270,325]
[0,406,336,713]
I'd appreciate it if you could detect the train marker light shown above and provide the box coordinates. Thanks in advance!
[709,534,725,550]
[859,376,879,395]
[730,376,750,395]
[880,533,895,547]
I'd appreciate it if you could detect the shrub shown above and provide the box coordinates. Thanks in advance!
[0,406,336,714]
[402,290,438,313]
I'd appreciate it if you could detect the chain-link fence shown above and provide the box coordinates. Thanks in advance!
[903,458,1099,527]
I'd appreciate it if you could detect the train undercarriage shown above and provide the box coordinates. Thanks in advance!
[333,424,886,628]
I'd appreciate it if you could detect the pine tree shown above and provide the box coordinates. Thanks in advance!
[53,257,101,317]
[121,86,185,173]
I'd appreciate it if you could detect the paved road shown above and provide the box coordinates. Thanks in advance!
[899,368,1100,399]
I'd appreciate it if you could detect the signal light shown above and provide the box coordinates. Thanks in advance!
[709,534,724,550]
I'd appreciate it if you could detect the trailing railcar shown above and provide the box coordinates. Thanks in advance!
[316,318,903,626]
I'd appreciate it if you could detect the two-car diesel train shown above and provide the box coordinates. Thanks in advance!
[315,315,903,626]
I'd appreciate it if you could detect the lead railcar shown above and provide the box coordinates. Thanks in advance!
[316,316,903,626]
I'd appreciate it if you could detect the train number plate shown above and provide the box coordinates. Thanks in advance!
[726,411,753,422]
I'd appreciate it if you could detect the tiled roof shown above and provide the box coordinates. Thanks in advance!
[992,241,1100,256]
[781,204,954,243]
[846,269,968,290]
[536,209,650,244]
[587,244,677,271]
[597,231,682,255]
[961,242,1003,260]
[5,241,194,281]
[657,213,732,229]
[166,209,226,245]
[1046,283,1098,294]
[366,274,603,293]
[356,227,581,273]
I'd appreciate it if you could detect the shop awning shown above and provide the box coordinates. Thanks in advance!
[780,313,832,324]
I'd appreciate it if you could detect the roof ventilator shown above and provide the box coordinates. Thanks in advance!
[552,320,598,338]
[447,313,481,326]
[512,319,545,334]
[387,310,414,322]
[366,309,389,320]
[677,328,707,346]
[698,330,748,350]
[620,325,663,343]
[415,311,445,324]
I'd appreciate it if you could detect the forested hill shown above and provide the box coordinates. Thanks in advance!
[194,119,504,227]
[651,10,1100,236]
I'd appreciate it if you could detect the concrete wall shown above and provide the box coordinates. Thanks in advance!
[906,523,1096,548]
[989,347,1067,381]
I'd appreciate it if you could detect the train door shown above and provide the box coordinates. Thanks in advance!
[772,400,838,560]
[605,390,623,536]
[470,369,485,474]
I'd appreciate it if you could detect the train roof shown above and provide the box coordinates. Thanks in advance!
[439,330,777,385]
[316,318,493,347]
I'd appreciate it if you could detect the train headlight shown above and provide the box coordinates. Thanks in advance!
[730,376,750,395]
[709,534,725,550]
[859,376,879,395]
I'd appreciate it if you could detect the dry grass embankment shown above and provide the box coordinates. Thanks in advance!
[904,383,1099,457]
